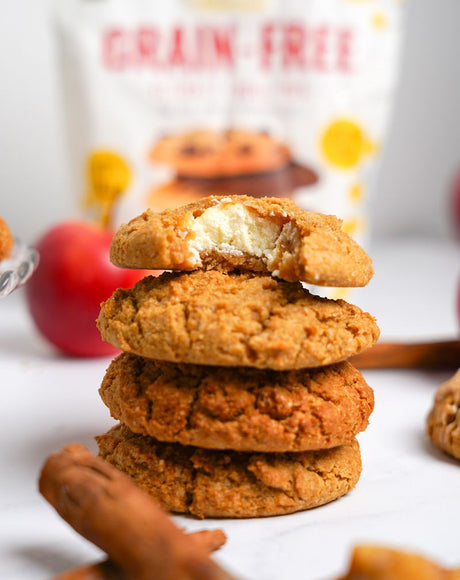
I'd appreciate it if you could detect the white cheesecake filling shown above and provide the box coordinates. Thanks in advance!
[188,202,283,264]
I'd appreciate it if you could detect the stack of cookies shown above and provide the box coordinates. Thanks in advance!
[96,195,379,518]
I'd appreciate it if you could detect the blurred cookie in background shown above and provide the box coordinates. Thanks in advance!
[0,216,13,261]
[427,369,460,461]
[337,544,460,580]
[147,128,318,210]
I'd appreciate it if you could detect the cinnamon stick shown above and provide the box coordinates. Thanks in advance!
[350,340,460,370]
[54,560,125,580]
[53,530,228,580]
[187,529,228,553]
[39,444,236,580]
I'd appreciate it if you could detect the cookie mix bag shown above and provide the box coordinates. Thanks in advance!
[55,0,404,295]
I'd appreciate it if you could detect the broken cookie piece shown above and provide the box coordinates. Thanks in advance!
[110,195,373,287]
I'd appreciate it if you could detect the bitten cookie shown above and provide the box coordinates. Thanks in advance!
[0,216,13,260]
[97,424,362,518]
[100,354,374,452]
[426,369,460,460]
[110,195,373,287]
[97,270,380,370]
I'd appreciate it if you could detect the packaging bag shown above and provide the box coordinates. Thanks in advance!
[55,0,404,294]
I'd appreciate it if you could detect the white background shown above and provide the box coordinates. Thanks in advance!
[1,0,460,243]
[1,2,460,577]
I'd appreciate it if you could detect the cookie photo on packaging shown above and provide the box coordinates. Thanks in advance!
[147,128,318,210]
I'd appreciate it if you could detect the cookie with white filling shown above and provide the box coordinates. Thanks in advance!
[110,195,373,287]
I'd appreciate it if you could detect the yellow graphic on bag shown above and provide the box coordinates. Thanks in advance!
[348,182,364,204]
[372,12,388,29]
[320,119,376,170]
[84,151,131,228]
[342,215,367,237]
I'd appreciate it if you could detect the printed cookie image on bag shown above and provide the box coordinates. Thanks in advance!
[147,128,318,211]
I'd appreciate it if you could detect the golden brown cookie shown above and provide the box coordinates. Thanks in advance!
[100,354,374,452]
[0,216,13,260]
[150,129,292,177]
[96,424,362,518]
[337,545,460,580]
[110,195,373,287]
[426,369,460,460]
[97,270,380,370]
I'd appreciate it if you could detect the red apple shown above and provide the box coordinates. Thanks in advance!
[25,221,151,357]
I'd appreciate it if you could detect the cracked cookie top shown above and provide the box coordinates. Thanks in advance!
[97,270,380,370]
[96,424,362,518]
[100,354,374,452]
[110,195,374,287]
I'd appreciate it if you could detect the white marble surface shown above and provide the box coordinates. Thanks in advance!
[1,237,459,580]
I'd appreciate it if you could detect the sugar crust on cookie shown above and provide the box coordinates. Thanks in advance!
[110,195,374,287]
